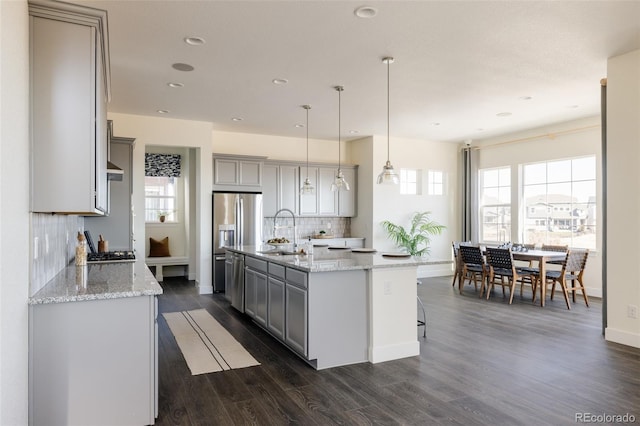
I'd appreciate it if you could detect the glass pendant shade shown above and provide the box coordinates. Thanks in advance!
[300,105,315,195]
[378,56,399,185]
[332,86,349,192]
[377,160,400,184]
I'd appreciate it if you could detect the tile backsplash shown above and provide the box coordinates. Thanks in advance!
[262,216,350,242]
[31,213,84,296]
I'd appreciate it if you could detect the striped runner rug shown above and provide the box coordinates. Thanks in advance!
[163,309,260,375]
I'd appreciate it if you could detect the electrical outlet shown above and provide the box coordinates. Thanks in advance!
[628,305,638,319]
[383,281,392,295]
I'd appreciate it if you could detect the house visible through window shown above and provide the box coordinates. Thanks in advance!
[479,167,511,243]
[400,169,421,195]
[428,170,443,195]
[522,156,596,249]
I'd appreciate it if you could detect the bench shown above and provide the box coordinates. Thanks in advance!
[145,256,189,281]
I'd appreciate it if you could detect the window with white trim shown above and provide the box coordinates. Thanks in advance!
[428,170,444,195]
[479,167,511,243]
[400,169,421,195]
[522,156,596,249]
[145,176,179,223]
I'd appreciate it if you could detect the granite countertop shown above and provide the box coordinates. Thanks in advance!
[29,259,163,305]
[226,245,451,273]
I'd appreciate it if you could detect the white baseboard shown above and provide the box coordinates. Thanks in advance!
[605,327,640,348]
[197,280,213,295]
[188,271,196,280]
[369,341,419,364]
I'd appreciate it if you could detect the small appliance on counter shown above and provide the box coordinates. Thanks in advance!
[87,250,136,263]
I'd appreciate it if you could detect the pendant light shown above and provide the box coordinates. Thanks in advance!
[377,56,400,185]
[300,105,315,195]
[331,85,350,192]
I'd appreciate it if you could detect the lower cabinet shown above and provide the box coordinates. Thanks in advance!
[29,295,158,425]
[245,257,268,326]
[267,276,285,339]
[285,282,308,356]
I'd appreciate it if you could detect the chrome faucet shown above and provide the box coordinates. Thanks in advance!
[274,208,297,249]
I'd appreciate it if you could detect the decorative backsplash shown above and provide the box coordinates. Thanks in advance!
[31,213,83,296]
[262,216,351,242]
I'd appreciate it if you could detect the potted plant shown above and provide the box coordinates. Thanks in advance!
[382,211,445,257]
[158,211,169,223]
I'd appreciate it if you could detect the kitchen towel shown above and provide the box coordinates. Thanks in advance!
[163,309,260,375]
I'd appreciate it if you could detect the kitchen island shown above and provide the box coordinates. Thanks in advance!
[28,260,162,426]
[226,245,451,369]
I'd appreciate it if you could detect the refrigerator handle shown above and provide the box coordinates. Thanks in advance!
[236,197,244,245]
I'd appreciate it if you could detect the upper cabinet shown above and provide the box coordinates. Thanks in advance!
[213,154,264,192]
[29,0,111,215]
[263,162,299,217]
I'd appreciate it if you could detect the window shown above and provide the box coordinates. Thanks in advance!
[427,170,443,195]
[522,156,596,249]
[145,176,178,223]
[400,169,421,195]
[479,167,511,243]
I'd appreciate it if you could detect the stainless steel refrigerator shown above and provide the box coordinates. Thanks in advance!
[212,192,263,306]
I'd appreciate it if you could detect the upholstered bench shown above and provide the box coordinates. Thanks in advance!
[145,256,189,281]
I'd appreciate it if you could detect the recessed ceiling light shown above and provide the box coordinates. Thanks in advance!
[295,124,304,128]
[184,36,205,46]
[272,78,289,85]
[231,117,243,122]
[496,112,512,117]
[567,104,580,109]
[431,122,441,126]
[349,130,359,134]
[476,128,485,132]
[519,96,533,101]
[157,110,169,114]
[354,6,377,18]
[167,82,184,88]
[172,63,194,72]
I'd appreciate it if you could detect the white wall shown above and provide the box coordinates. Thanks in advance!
[474,116,603,297]
[213,130,351,164]
[351,135,459,277]
[0,0,29,423]
[605,49,640,348]
[108,113,214,293]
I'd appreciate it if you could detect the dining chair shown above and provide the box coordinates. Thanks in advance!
[458,245,486,296]
[533,249,589,309]
[515,243,539,297]
[541,244,569,265]
[484,247,536,304]
[451,241,471,288]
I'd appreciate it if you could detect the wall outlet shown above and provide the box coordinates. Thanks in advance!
[627,305,638,319]
[383,281,392,295]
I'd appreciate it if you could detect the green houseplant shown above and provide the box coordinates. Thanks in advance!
[382,211,445,257]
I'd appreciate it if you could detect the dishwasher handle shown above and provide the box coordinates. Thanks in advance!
[215,255,226,261]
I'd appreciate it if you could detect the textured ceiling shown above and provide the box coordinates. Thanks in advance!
[75,0,640,143]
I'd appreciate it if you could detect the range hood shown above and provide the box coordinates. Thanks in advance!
[107,160,124,181]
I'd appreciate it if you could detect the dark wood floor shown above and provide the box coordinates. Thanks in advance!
[155,275,640,425]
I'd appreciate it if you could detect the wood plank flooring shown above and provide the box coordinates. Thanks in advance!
[155,276,640,425]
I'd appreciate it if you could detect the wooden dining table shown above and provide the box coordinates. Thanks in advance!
[511,249,567,307]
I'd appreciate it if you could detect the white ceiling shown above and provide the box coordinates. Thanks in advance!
[76,0,640,143]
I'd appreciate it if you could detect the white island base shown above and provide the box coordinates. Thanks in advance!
[308,267,419,369]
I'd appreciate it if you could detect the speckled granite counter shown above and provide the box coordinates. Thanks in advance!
[226,245,451,273]
[28,259,163,305]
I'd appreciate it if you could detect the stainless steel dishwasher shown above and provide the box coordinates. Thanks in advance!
[228,251,245,312]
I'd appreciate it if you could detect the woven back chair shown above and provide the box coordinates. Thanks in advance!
[542,244,569,265]
[534,249,590,309]
[458,245,485,296]
[451,241,470,288]
[485,247,535,304]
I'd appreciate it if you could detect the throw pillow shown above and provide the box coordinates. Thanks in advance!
[149,237,171,257]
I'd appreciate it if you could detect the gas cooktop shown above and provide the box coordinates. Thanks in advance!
[87,251,136,263]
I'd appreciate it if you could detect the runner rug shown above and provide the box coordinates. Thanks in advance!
[162,308,260,375]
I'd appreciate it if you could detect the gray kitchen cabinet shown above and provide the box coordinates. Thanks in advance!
[213,155,263,191]
[84,134,134,250]
[299,166,319,216]
[262,161,299,216]
[30,295,158,425]
[29,1,110,215]
[245,257,268,326]
[285,268,308,357]
[267,276,285,340]
[337,167,357,217]
[318,167,339,216]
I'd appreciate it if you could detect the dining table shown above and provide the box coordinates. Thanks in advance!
[511,249,567,307]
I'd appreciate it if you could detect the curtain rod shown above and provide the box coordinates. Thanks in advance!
[472,124,600,150]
